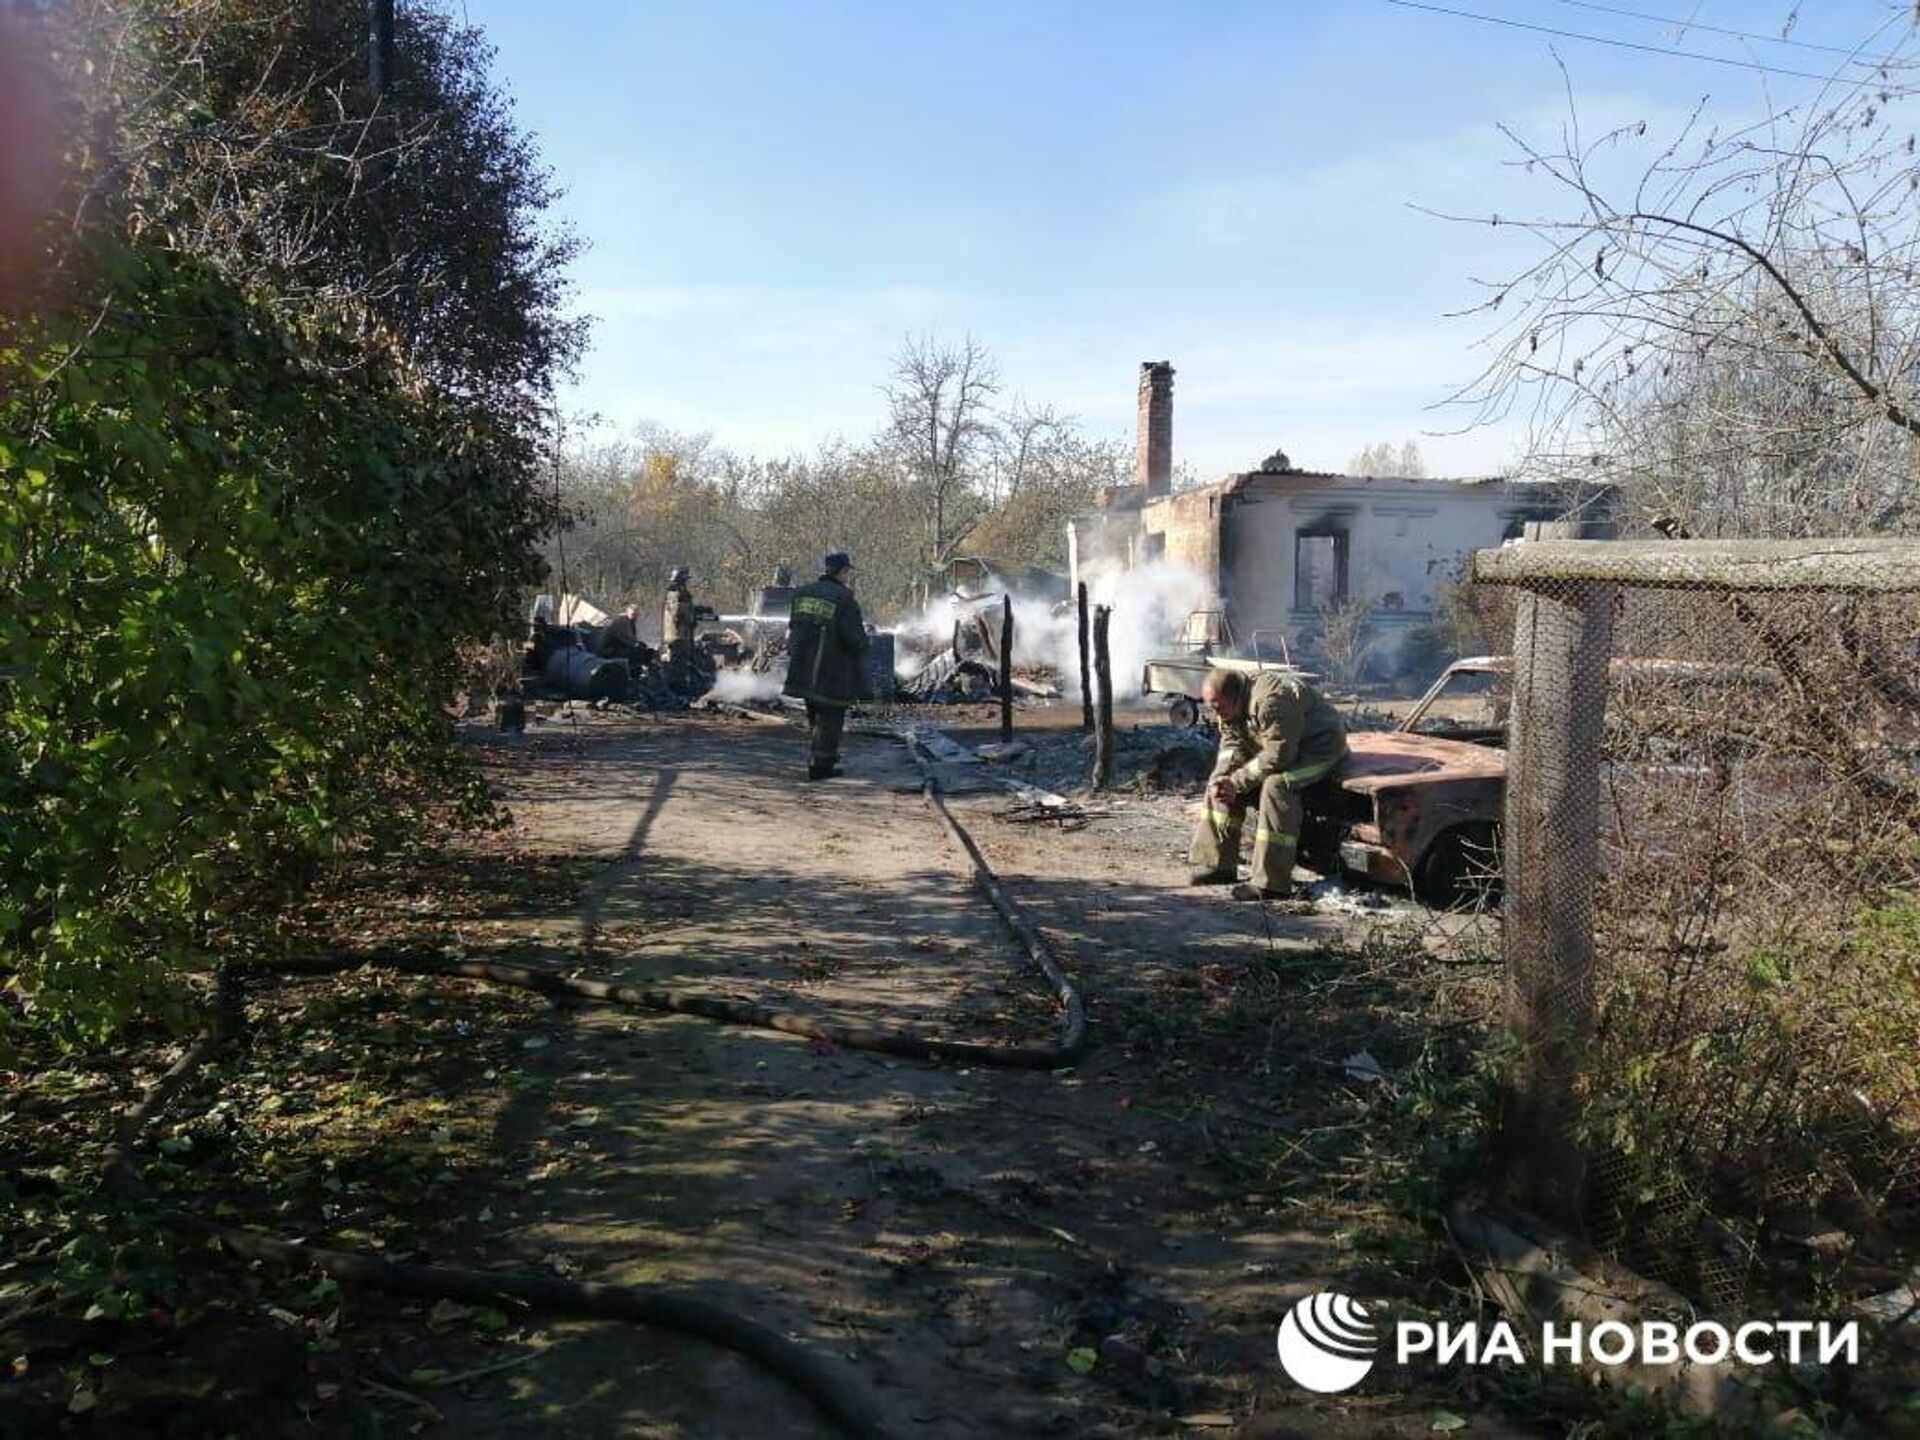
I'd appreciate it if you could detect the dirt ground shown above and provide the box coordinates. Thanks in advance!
[316,703,1527,1439]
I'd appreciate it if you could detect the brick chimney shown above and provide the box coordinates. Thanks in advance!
[1135,360,1174,497]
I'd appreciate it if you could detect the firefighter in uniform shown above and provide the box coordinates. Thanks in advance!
[593,603,644,661]
[1189,666,1348,905]
[782,552,868,780]
[662,566,696,687]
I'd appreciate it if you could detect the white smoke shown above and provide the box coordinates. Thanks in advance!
[708,668,784,704]
[893,559,1213,700]
[1079,558,1215,699]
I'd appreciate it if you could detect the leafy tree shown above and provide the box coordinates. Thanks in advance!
[1,1,575,1041]
[118,0,583,416]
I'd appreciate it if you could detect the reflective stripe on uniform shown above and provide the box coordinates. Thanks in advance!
[792,596,838,621]
[1253,827,1297,846]
[1278,753,1342,788]
[1204,806,1237,824]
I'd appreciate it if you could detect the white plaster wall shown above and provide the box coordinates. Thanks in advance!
[1222,482,1539,667]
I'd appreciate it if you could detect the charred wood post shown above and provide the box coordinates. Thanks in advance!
[999,595,1014,743]
[1077,582,1093,731]
[1091,605,1114,789]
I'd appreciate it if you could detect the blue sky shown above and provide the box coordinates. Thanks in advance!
[461,0,1911,478]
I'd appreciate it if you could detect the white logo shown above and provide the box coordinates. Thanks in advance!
[1276,1291,1378,1393]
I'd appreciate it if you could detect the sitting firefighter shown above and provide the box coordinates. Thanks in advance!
[592,602,648,663]
[1189,666,1348,908]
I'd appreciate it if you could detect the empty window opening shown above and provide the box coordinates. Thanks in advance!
[1294,531,1349,610]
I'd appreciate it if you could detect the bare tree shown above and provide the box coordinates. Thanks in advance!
[965,426,1127,573]
[1443,13,1920,536]
[883,333,1000,575]
[1348,439,1428,477]
[986,397,1067,503]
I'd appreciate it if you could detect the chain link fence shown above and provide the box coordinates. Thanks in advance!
[1466,534,1920,1315]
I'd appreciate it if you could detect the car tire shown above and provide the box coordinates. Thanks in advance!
[1416,822,1503,909]
[1167,695,1199,728]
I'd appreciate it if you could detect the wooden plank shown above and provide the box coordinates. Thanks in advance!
[1474,537,1920,592]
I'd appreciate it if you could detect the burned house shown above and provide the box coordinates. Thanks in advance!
[1068,361,1591,675]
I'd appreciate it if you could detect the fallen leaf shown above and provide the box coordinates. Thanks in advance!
[1066,1347,1097,1375]
[68,1389,96,1415]
[1430,1411,1468,1433]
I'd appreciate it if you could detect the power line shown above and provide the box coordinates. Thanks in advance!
[1381,0,1887,85]
[1558,0,1892,63]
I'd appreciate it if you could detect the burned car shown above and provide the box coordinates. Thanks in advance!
[1314,655,1783,905]
[1319,658,1510,904]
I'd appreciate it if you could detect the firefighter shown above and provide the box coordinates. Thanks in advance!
[782,551,869,781]
[662,567,695,657]
[593,603,645,661]
[1189,666,1348,905]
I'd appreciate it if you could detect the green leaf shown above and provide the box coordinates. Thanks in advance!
[1429,1411,1468,1433]
[1065,1347,1097,1375]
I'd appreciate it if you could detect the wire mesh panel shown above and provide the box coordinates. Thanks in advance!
[1472,537,1920,1314]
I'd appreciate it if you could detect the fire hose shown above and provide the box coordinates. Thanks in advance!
[104,755,1085,1439]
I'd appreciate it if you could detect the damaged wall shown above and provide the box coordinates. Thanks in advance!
[1064,358,1586,675]
[1069,467,1574,673]
[1221,474,1547,659]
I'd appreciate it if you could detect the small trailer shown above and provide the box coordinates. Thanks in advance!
[1140,610,1309,726]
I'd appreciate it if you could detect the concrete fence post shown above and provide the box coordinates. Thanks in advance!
[1501,519,1616,1228]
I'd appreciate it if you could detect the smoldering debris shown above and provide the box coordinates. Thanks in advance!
[892,560,1212,706]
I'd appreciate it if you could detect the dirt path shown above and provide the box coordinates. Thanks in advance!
[415,708,1525,1439]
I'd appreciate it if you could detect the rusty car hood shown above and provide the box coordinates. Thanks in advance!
[1340,732,1506,793]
